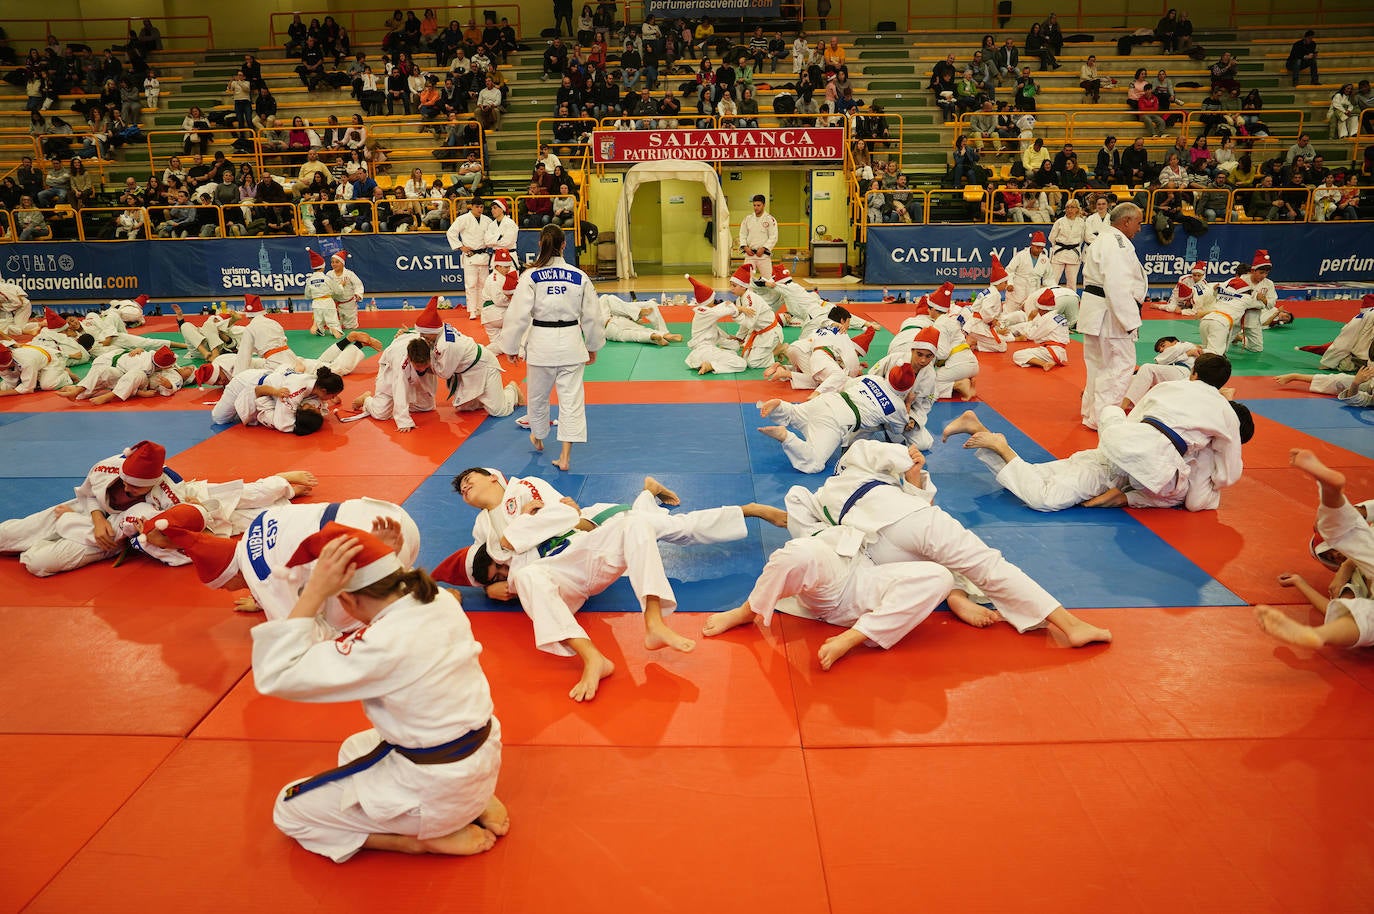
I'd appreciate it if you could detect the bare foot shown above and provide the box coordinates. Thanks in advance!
[1290,448,1344,489]
[171,303,184,317]
[1274,374,1303,386]
[278,470,318,496]
[476,794,510,837]
[530,432,544,452]
[947,590,1003,628]
[698,362,713,375]
[1255,605,1325,649]
[963,430,1007,452]
[743,503,788,527]
[351,392,371,410]
[758,397,782,418]
[90,392,115,406]
[569,653,615,702]
[347,331,383,350]
[702,603,755,636]
[817,628,868,670]
[515,386,527,407]
[955,378,977,399]
[551,456,570,471]
[1048,608,1113,647]
[665,333,682,342]
[643,475,680,506]
[644,618,696,653]
[941,409,987,442]
[420,823,497,856]
[758,425,787,441]
[55,387,81,399]
[232,596,263,613]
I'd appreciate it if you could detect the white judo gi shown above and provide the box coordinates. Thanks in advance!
[77,349,185,401]
[1005,246,1052,312]
[1048,215,1087,289]
[931,316,979,399]
[600,294,670,344]
[784,440,1062,632]
[255,588,501,863]
[447,210,493,318]
[1318,305,1374,372]
[432,326,519,417]
[786,323,864,393]
[0,282,33,335]
[685,301,747,374]
[735,289,785,369]
[1197,281,1248,356]
[1079,224,1146,428]
[177,311,243,356]
[1313,495,1374,647]
[234,313,298,376]
[1307,372,1374,408]
[211,368,314,431]
[363,336,438,431]
[330,265,365,331]
[763,374,911,473]
[0,339,71,393]
[738,210,779,278]
[1122,340,1195,406]
[306,270,345,337]
[0,452,184,576]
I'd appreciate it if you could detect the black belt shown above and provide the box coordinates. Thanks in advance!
[283,719,493,801]
[1140,416,1187,457]
[533,319,578,328]
[1084,284,1106,297]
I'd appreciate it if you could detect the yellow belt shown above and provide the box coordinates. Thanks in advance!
[18,345,51,364]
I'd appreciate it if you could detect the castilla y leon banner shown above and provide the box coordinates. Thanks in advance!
[591,127,845,164]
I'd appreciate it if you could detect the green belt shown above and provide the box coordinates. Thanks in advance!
[459,344,483,374]
[838,391,862,429]
[589,503,633,526]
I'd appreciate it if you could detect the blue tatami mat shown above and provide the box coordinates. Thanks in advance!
[0,477,88,519]
[0,411,219,477]
[1245,397,1374,458]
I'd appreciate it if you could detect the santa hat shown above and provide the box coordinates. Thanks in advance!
[493,248,513,266]
[851,323,876,355]
[286,522,402,591]
[1251,249,1272,270]
[242,294,264,313]
[912,325,941,354]
[44,308,65,330]
[1225,276,1249,291]
[0,347,13,368]
[1192,261,1207,274]
[1029,231,1047,247]
[490,198,507,212]
[1176,281,1196,301]
[433,545,479,587]
[120,440,166,487]
[147,503,209,537]
[929,282,954,311]
[771,264,792,283]
[152,345,177,369]
[415,296,443,333]
[887,363,915,392]
[307,248,326,270]
[160,524,239,588]
[193,362,221,386]
[503,269,520,293]
[1363,294,1374,308]
[332,249,348,264]
[134,294,150,306]
[989,256,1008,285]
[906,301,930,320]
[685,274,714,305]
[1037,288,1059,310]
[729,264,753,288]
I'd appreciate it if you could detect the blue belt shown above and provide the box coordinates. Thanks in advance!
[1141,416,1187,457]
[283,719,493,801]
[821,479,893,527]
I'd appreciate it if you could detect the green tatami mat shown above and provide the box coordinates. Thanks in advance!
[1133,318,1344,376]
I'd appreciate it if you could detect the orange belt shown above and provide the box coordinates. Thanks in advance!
[18,345,51,364]
[742,311,782,353]
[263,345,290,358]
[1205,311,1234,328]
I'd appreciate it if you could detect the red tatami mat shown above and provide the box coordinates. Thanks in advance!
[2,735,178,913]
[0,601,251,735]
[195,612,802,748]
[805,739,1374,914]
[775,608,1374,747]
[25,741,829,914]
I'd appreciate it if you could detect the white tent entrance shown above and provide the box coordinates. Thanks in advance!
[612,160,732,279]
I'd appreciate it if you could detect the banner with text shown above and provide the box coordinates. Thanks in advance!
[2,232,545,302]
[646,0,782,19]
[591,127,845,164]
[864,223,1374,286]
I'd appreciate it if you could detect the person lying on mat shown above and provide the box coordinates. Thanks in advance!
[1275,362,1374,409]
[252,522,508,863]
[1256,449,1374,652]
[777,439,1112,648]
[434,468,786,702]
[942,353,1252,512]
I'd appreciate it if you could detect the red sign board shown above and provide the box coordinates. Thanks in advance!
[591,127,846,164]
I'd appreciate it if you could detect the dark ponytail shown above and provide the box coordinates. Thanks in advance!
[353,566,440,603]
[532,223,566,268]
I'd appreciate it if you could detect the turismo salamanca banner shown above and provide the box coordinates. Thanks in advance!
[864,223,1374,285]
[592,127,845,164]
[2,233,544,301]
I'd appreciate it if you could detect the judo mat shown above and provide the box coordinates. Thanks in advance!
[1134,316,1347,376]
[2,297,1372,914]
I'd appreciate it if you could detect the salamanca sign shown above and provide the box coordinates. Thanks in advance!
[591,127,846,163]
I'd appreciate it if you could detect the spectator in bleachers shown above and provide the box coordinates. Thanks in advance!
[1014,67,1038,111]
[118,74,142,126]
[435,21,463,67]
[994,39,1019,83]
[715,90,737,124]
[1126,68,1148,110]
[1286,30,1319,86]
[0,176,22,213]
[297,37,327,91]
[36,155,69,207]
[551,164,578,197]
[544,37,569,82]
[1240,88,1268,136]
[97,48,121,83]
[419,76,444,119]
[1268,170,1309,221]
[67,157,96,210]
[791,32,811,74]
[734,88,755,127]
[951,135,981,186]
[1286,133,1317,164]
[1152,68,1179,124]
[932,68,958,123]
[285,14,307,56]
[135,18,162,53]
[1025,22,1058,71]
[1158,152,1187,187]
[1051,141,1076,174]
[288,116,321,154]
[967,99,999,150]
[1155,9,1180,54]
[452,150,483,190]
[1208,52,1239,94]
[1079,55,1109,104]
[115,197,145,239]
[553,184,577,227]
[142,174,167,206]
[1189,136,1216,177]
[124,33,148,78]
[1059,158,1089,195]
[1329,84,1359,138]
[226,70,253,136]
[258,116,289,154]
[142,68,160,108]
[16,196,48,241]
[1138,85,1165,136]
[531,161,556,194]
[1331,174,1360,219]
[823,37,845,70]
[155,189,196,237]
[473,76,503,132]
[386,60,411,115]
[295,150,331,195]
[954,68,980,114]
[765,31,787,73]
[521,181,552,227]
[1021,136,1050,175]
[437,75,465,116]
[1096,136,1123,184]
